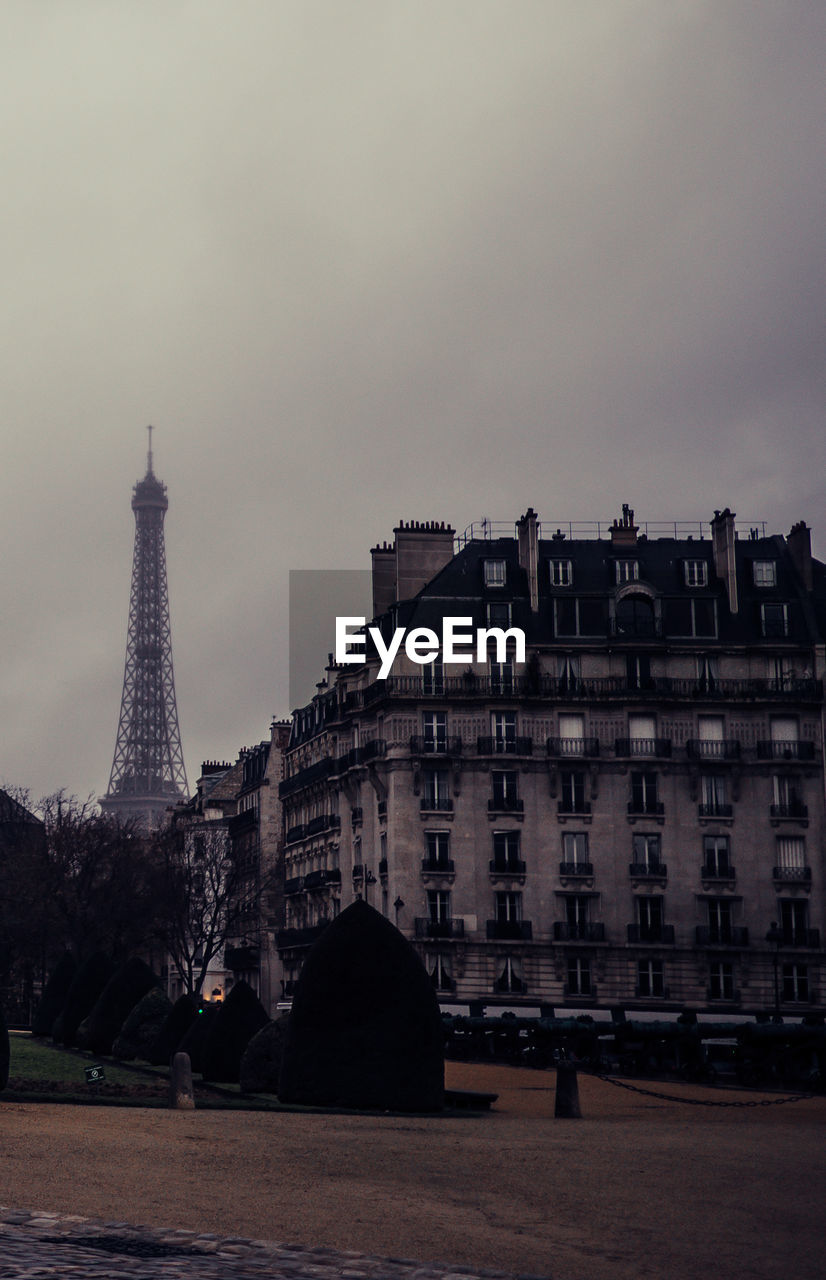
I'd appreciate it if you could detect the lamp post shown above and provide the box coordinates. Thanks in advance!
[765,922,783,1022]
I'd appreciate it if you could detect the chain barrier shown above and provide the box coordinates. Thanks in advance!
[590,1072,816,1108]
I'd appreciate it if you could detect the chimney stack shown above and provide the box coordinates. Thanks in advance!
[610,504,638,547]
[787,521,813,592]
[711,509,739,614]
[517,508,540,612]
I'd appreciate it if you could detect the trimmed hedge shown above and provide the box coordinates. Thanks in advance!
[177,1002,219,1074]
[201,981,269,1083]
[146,993,198,1066]
[52,951,115,1047]
[76,957,160,1056]
[31,953,77,1037]
[239,1015,290,1094]
[279,899,444,1111]
[112,987,173,1061]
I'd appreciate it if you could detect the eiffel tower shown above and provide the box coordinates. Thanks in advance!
[101,428,188,827]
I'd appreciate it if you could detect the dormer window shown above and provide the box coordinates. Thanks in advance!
[550,559,573,587]
[486,601,512,628]
[684,559,708,587]
[484,559,506,587]
[753,560,777,588]
[615,559,639,584]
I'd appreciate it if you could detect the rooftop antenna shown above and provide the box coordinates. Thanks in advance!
[146,424,154,475]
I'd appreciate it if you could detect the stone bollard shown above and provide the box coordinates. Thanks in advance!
[554,1059,582,1118]
[169,1052,195,1110]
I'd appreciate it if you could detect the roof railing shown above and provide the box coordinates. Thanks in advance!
[456,518,767,547]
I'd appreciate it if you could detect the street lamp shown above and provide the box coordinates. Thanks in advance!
[765,921,783,1022]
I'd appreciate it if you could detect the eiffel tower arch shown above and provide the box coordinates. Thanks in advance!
[101,429,188,828]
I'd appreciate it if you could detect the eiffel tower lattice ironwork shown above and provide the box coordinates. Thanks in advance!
[101,428,188,824]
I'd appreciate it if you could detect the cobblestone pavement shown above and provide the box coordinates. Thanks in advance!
[0,1208,549,1280]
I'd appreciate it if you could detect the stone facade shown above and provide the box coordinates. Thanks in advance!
[277,509,826,1018]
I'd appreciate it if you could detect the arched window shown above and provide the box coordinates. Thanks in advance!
[615,594,656,638]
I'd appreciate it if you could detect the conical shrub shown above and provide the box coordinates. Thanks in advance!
[147,993,198,1066]
[279,899,444,1111]
[52,951,114,1047]
[239,1015,290,1093]
[201,981,268,1083]
[76,957,159,1055]
[112,987,173,1060]
[31,952,77,1037]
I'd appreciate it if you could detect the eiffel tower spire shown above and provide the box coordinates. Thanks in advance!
[101,429,188,826]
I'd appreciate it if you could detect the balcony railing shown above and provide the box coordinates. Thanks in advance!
[488,797,524,814]
[628,801,665,817]
[627,924,675,944]
[279,757,334,798]
[276,923,329,950]
[414,917,465,939]
[305,813,341,837]
[356,673,823,706]
[409,735,463,755]
[285,823,306,845]
[558,800,592,816]
[477,736,534,755]
[615,738,672,758]
[553,921,606,942]
[559,861,594,877]
[772,865,812,883]
[701,863,736,882]
[698,803,733,818]
[629,861,667,879]
[779,928,820,948]
[686,739,741,760]
[547,737,600,758]
[420,796,453,812]
[284,876,304,895]
[770,802,809,821]
[303,868,341,891]
[695,925,749,947]
[489,858,527,877]
[486,920,533,940]
[757,740,816,760]
[421,858,455,875]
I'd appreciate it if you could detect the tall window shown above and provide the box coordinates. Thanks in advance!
[492,830,521,871]
[703,834,731,877]
[427,889,451,924]
[782,963,809,1002]
[486,601,512,628]
[565,895,590,929]
[700,774,729,816]
[632,832,662,870]
[637,958,665,997]
[558,712,586,754]
[422,711,447,752]
[490,655,515,695]
[425,831,451,869]
[562,831,589,868]
[560,770,587,814]
[491,770,519,810]
[422,770,450,810]
[566,956,592,997]
[429,954,453,991]
[550,559,573,587]
[761,602,789,637]
[558,655,581,692]
[707,898,733,944]
[696,655,719,691]
[626,654,652,690]
[776,835,806,871]
[780,900,809,945]
[615,559,639,583]
[421,656,444,695]
[495,890,522,923]
[495,955,525,994]
[491,711,517,751]
[684,559,708,587]
[636,896,664,942]
[630,771,660,814]
[709,961,735,1001]
[484,559,506,587]
[773,775,804,815]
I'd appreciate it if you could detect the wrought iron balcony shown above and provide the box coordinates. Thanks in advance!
[477,736,534,755]
[284,876,304,895]
[421,857,455,875]
[488,797,524,814]
[414,917,465,939]
[489,858,526,877]
[303,868,341,891]
[701,863,736,882]
[285,823,306,845]
[616,738,672,758]
[420,796,453,812]
[558,800,592,816]
[772,865,812,883]
[757,740,816,761]
[695,925,749,947]
[224,944,260,970]
[628,801,665,817]
[698,803,733,818]
[409,735,463,755]
[279,756,334,798]
[686,739,741,760]
[627,924,675,944]
[553,921,605,942]
[629,861,667,879]
[305,813,341,836]
[779,927,820,948]
[559,861,594,877]
[769,802,809,821]
[546,736,600,758]
[486,919,533,940]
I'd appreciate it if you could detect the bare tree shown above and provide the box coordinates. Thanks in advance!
[153,820,242,997]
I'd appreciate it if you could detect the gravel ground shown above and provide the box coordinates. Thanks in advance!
[2,1061,825,1280]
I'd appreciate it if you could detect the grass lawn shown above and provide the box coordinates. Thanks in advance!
[8,1031,168,1088]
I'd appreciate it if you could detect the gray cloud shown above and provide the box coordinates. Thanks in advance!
[1,1,824,799]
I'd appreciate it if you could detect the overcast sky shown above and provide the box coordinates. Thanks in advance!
[2,1,825,804]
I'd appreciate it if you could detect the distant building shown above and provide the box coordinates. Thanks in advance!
[277,509,826,1018]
